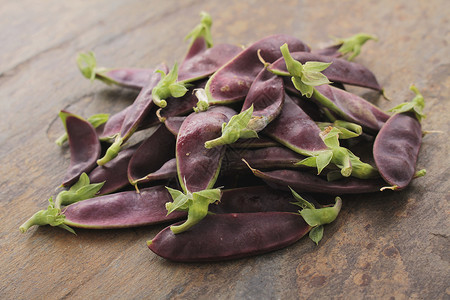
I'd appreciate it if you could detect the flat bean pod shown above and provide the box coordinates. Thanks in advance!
[314,84,389,133]
[209,186,302,214]
[373,112,422,189]
[127,125,176,187]
[176,106,236,192]
[263,94,328,155]
[61,111,101,187]
[250,168,385,194]
[178,43,243,82]
[241,68,285,131]
[205,34,310,104]
[148,212,310,262]
[64,186,186,229]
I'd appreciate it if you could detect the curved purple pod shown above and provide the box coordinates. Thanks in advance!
[205,34,310,104]
[314,84,389,133]
[241,67,285,130]
[176,106,236,192]
[127,125,176,186]
[263,94,327,155]
[148,212,310,262]
[270,51,382,91]
[251,168,385,194]
[62,113,101,187]
[209,186,301,214]
[373,112,422,189]
[63,186,186,229]
[179,43,243,82]
[119,64,168,140]
[222,146,304,172]
[104,68,154,90]
[89,143,140,195]
[98,107,130,140]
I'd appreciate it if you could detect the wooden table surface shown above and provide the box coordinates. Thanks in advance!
[1,1,449,299]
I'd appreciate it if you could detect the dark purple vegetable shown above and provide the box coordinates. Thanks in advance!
[76,51,154,90]
[209,186,302,214]
[97,64,167,165]
[99,106,131,140]
[127,125,176,188]
[373,85,425,190]
[314,84,390,133]
[263,94,328,155]
[176,106,236,193]
[222,146,304,172]
[241,68,285,126]
[268,51,382,91]
[63,186,186,229]
[148,212,310,262]
[205,34,310,104]
[178,43,243,82]
[88,143,140,195]
[249,167,385,194]
[60,111,101,187]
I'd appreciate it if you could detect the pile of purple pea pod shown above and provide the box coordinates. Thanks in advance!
[20,12,426,262]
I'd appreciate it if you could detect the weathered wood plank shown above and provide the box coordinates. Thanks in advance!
[1,0,449,299]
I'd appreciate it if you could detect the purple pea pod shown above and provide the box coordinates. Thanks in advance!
[222,146,304,172]
[148,197,341,262]
[178,43,243,83]
[373,85,426,190]
[59,111,101,187]
[314,84,389,133]
[176,106,236,193]
[88,143,141,195]
[162,106,236,234]
[267,51,382,91]
[76,51,153,90]
[312,33,378,61]
[263,94,328,155]
[148,212,309,262]
[205,34,310,104]
[127,125,176,189]
[248,166,385,195]
[209,185,302,214]
[63,186,186,229]
[97,64,167,165]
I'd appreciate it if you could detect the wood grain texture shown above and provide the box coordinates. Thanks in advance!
[1,0,449,299]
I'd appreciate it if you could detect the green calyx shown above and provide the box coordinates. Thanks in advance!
[204,105,259,149]
[279,43,332,98]
[76,51,119,85]
[297,127,378,179]
[152,63,189,108]
[334,33,378,61]
[56,113,109,146]
[289,187,342,244]
[55,173,105,208]
[165,187,222,234]
[97,135,123,166]
[388,84,426,122]
[19,173,104,234]
[316,120,362,139]
[185,11,213,48]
